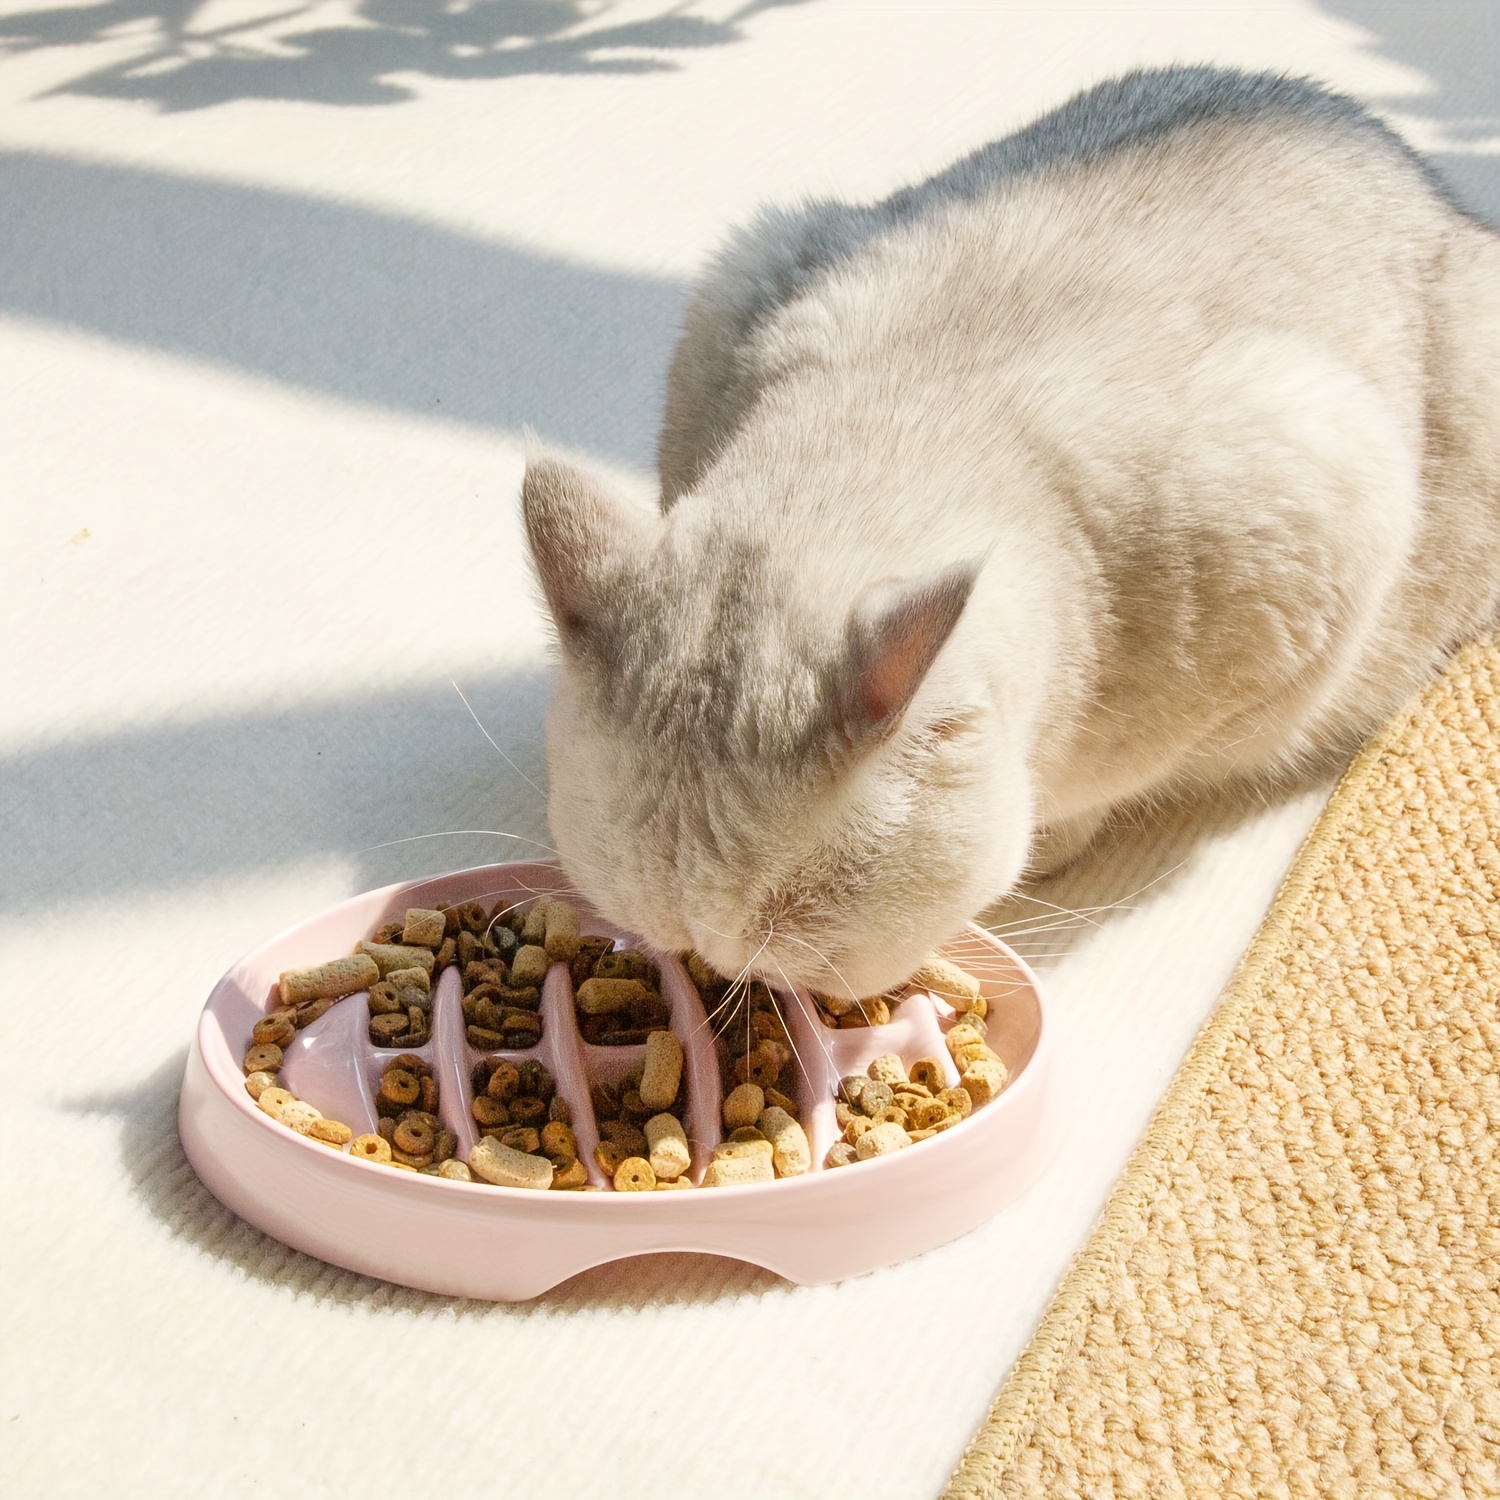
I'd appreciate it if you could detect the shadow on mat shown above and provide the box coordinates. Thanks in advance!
[62,1051,790,1313]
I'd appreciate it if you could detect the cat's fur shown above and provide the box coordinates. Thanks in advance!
[522,66,1500,1000]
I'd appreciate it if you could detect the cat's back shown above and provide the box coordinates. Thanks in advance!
[659,66,1479,501]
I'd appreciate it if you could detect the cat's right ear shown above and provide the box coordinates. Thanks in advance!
[521,456,654,663]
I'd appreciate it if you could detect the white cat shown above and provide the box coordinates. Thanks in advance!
[522,66,1500,1000]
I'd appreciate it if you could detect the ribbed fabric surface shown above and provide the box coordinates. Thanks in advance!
[946,638,1500,1500]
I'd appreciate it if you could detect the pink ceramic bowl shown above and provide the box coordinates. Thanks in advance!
[179,861,1051,1299]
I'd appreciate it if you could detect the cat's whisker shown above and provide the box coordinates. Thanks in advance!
[450,678,546,799]
[765,949,838,1083]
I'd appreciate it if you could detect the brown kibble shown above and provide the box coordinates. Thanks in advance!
[575,977,649,1016]
[372,922,404,944]
[818,991,857,1018]
[419,1075,438,1114]
[278,953,380,1006]
[722,1082,765,1131]
[294,997,333,1028]
[466,1025,505,1049]
[243,1043,283,1076]
[391,1144,435,1168]
[402,908,447,947]
[762,1087,799,1117]
[367,983,403,1016]
[612,1156,657,1192]
[644,1113,690,1181]
[593,1140,630,1177]
[350,1133,393,1164]
[252,1012,297,1048]
[855,1122,911,1159]
[519,903,549,945]
[369,1013,410,1042]
[243,1070,279,1101]
[599,1120,647,1155]
[378,1067,421,1110]
[470,1137,553,1189]
[497,1126,540,1154]
[909,1058,947,1093]
[550,1155,589,1190]
[837,1011,869,1029]
[472,1094,509,1128]
[548,1095,572,1126]
[485,1060,520,1100]
[393,1117,435,1156]
[377,1116,395,1142]
[640,1030,685,1111]
[540,1121,578,1158]
[434,1128,457,1162]
[435,937,457,971]
[734,1045,782,1090]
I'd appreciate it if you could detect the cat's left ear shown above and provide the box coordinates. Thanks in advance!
[831,564,980,752]
[522,454,656,663]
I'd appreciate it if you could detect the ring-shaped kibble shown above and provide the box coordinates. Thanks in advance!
[509,1096,547,1126]
[379,1067,421,1109]
[369,1013,409,1041]
[243,1043,283,1075]
[252,1013,297,1047]
[350,1134,393,1163]
[909,1058,946,1093]
[485,1060,520,1100]
[612,1156,656,1192]
[393,1117,435,1155]
[472,1095,509,1128]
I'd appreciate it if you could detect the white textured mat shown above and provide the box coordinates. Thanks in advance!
[3,3,1495,1495]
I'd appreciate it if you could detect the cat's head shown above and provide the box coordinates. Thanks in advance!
[521,455,1031,999]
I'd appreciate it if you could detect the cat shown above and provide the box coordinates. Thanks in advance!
[520,66,1500,1001]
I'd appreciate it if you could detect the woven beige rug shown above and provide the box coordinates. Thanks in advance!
[946,639,1500,1500]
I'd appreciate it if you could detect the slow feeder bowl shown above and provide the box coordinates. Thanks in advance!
[180,861,1052,1299]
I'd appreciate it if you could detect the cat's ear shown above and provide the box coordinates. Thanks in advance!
[522,455,654,661]
[832,565,979,750]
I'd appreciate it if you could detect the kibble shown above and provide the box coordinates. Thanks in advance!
[470,1136,554,1190]
[572,945,670,1045]
[467,1055,584,1190]
[278,953,380,1007]
[644,1113,691,1181]
[401,907,447,948]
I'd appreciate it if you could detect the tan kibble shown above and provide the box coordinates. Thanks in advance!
[909,1057,948,1093]
[278,952,380,1006]
[294,997,334,1028]
[726,1126,767,1144]
[356,941,437,977]
[639,1030,684,1111]
[734,1044,782,1090]
[938,1087,973,1119]
[907,1098,952,1130]
[540,1121,578,1159]
[946,1024,989,1066]
[722,1082,765,1131]
[909,956,983,1011]
[401,908,447,947]
[867,1053,907,1088]
[243,1043,284,1076]
[384,965,430,995]
[613,1156,657,1192]
[859,997,892,1026]
[542,900,581,962]
[843,1116,877,1147]
[872,1104,910,1129]
[855,1122,912,1159]
[763,1087,799,1117]
[255,1086,297,1121]
[350,1134,393,1164]
[308,1117,353,1146]
[960,1057,1008,1107]
[509,944,551,988]
[644,1113,691,1181]
[520,903,549,945]
[757,1105,811,1178]
[713,1137,774,1162]
[470,1137,554,1190]
[818,991,857,1017]
[278,1099,323,1134]
[243,1070,279,1101]
[703,1153,775,1187]
[575,977,649,1015]
[654,1177,694,1190]
[825,1141,858,1168]
[437,1159,473,1182]
[751,1011,788,1042]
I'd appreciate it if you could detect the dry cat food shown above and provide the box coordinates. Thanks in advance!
[345,1053,462,1175]
[589,1030,694,1191]
[466,1056,588,1191]
[242,1060,355,1148]
[570,943,672,1046]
